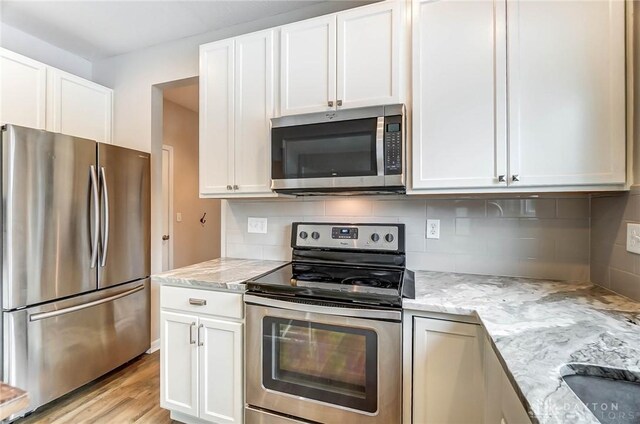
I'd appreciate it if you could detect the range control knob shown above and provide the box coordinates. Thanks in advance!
[385,233,395,243]
[299,231,308,240]
[370,233,380,242]
[311,231,320,240]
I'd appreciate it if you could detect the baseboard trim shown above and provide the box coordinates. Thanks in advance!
[146,338,160,354]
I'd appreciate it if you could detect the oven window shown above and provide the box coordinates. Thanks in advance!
[271,118,378,179]
[263,317,378,413]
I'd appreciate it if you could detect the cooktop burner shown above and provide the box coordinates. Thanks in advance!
[246,222,415,307]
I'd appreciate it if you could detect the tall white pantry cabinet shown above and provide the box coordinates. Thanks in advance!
[0,48,113,143]
[411,0,627,192]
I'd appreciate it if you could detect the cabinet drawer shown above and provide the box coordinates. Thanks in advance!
[160,286,243,319]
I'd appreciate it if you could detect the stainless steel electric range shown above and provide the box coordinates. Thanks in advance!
[244,222,414,424]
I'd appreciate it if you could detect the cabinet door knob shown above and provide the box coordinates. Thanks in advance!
[233,184,239,190]
[226,185,232,190]
[512,174,520,182]
[162,234,170,241]
[328,101,334,107]
[498,175,506,183]
[337,100,343,107]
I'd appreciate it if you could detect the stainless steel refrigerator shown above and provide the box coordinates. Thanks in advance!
[1,124,151,418]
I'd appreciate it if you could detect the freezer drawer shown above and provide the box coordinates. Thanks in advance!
[3,279,150,416]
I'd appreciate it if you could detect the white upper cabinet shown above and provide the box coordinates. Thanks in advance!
[48,68,113,143]
[0,48,47,129]
[200,30,276,198]
[412,0,507,190]
[233,30,274,194]
[411,0,627,193]
[280,16,336,115]
[0,48,113,143]
[200,39,235,196]
[507,0,626,187]
[279,1,406,116]
[337,1,404,109]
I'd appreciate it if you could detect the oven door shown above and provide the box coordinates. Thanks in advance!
[271,116,385,191]
[245,295,401,424]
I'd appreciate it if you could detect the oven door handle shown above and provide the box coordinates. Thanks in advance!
[244,294,402,322]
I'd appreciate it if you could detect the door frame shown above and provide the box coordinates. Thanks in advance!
[162,144,174,271]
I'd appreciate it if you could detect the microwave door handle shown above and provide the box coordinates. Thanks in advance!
[376,116,384,176]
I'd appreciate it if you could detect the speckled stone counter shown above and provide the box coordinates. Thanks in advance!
[0,382,28,420]
[404,271,640,424]
[152,258,286,292]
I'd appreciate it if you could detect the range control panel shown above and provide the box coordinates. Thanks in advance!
[293,222,403,252]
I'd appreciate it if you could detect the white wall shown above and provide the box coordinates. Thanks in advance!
[0,23,92,79]
[225,197,591,282]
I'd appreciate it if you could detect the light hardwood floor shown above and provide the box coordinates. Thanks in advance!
[17,351,174,424]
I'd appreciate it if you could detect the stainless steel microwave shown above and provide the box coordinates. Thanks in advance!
[271,104,406,195]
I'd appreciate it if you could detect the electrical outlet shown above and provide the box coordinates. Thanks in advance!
[248,217,268,234]
[426,219,440,239]
[626,223,640,254]
[176,212,182,222]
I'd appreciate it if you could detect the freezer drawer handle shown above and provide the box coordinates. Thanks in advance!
[189,298,207,306]
[29,284,145,322]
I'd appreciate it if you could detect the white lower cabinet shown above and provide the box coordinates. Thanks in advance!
[412,317,485,424]
[484,338,532,424]
[408,315,531,424]
[160,287,243,424]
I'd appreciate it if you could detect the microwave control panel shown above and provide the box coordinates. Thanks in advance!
[384,115,403,175]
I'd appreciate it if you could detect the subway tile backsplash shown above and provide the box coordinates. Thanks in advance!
[591,191,640,301]
[225,197,590,281]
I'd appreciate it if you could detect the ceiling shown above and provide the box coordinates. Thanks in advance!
[0,0,336,61]
[164,82,199,112]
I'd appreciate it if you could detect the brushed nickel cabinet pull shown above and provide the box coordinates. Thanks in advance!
[189,322,196,345]
[189,298,207,306]
[337,100,343,107]
[512,174,520,182]
[198,324,204,347]
[328,101,334,107]
[498,175,506,183]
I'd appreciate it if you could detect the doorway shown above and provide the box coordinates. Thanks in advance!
[159,78,221,271]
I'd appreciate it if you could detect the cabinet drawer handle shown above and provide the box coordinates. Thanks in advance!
[337,100,343,107]
[189,298,207,306]
[190,322,196,345]
[198,324,204,347]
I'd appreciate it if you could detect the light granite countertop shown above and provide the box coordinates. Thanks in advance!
[404,271,640,424]
[151,258,286,292]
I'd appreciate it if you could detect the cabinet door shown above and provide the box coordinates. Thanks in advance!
[507,0,625,187]
[199,317,243,424]
[200,39,235,195]
[233,30,274,194]
[160,311,198,417]
[336,1,403,109]
[48,68,113,143]
[280,16,336,116]
[501,373,532,424]
[412,0,507,190]
[0,48,47,129]
[413,318,484,424]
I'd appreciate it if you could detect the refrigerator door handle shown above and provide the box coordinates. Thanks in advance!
[90,165,100,268]
[100,166,110,267]
[29,284,145,322]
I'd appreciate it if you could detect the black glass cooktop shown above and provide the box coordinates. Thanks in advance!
[247,262,409,306]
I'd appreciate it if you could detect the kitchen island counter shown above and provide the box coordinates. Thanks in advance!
[404,271,640,424]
